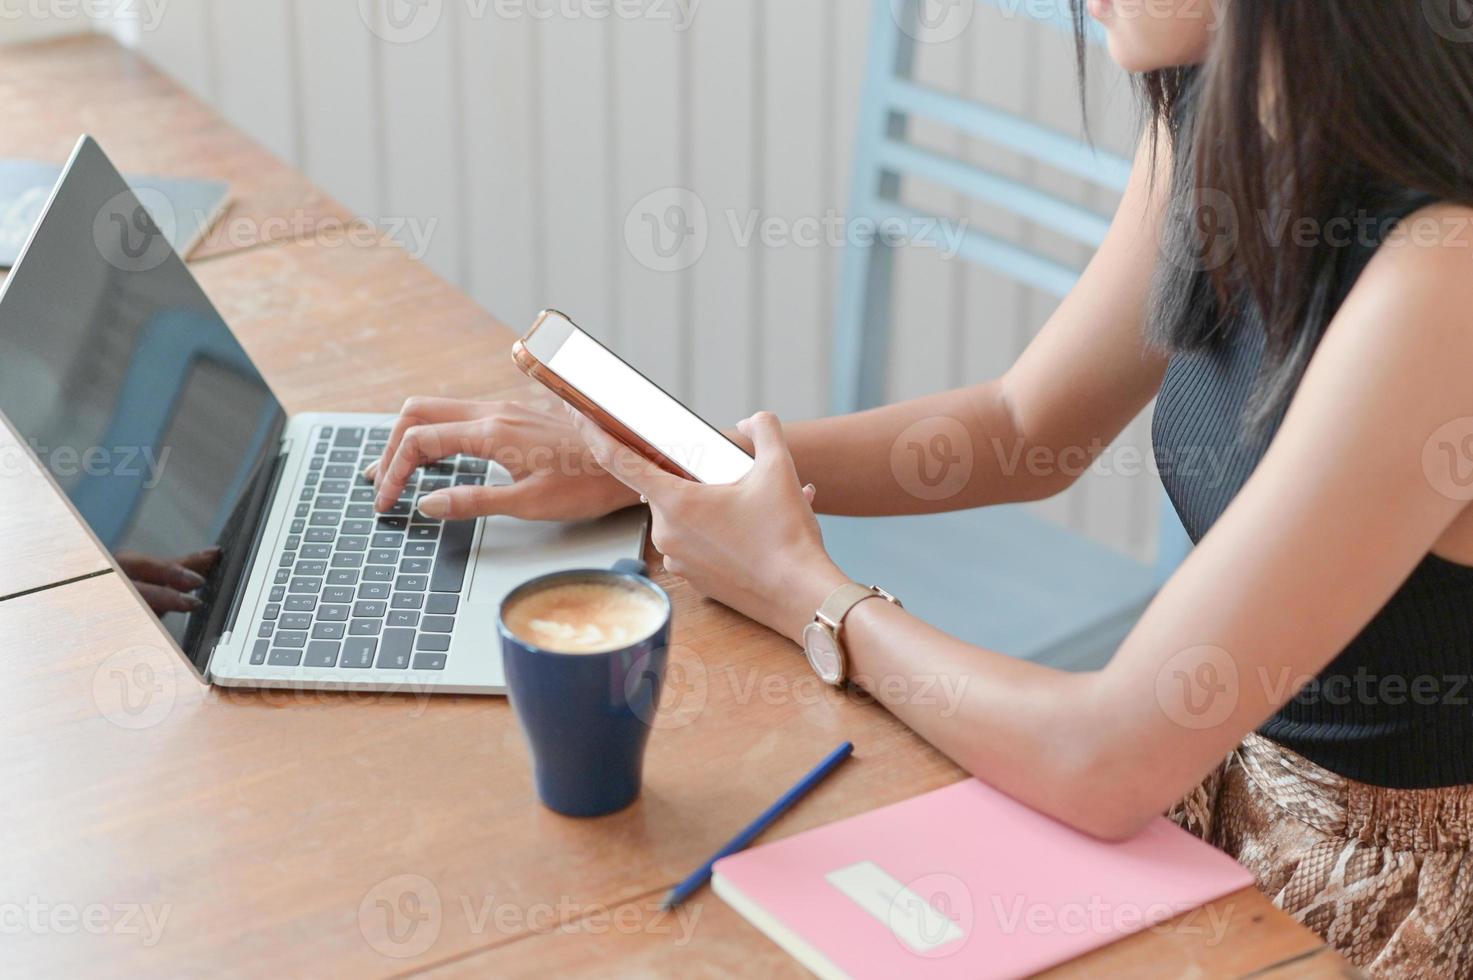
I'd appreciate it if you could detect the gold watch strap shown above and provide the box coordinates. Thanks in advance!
[815,582,900,631]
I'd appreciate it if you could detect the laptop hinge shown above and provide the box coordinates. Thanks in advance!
[208,440,293,673]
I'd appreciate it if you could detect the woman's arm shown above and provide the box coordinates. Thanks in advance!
[732,129,1172,516]
[573,204,1473,840]
[369,129,1171,522]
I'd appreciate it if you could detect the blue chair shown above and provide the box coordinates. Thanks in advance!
[820,0,1191,670]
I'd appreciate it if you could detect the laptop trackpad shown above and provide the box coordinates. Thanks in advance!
[465,508,649,607]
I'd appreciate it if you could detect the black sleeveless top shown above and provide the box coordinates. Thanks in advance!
[1152,195,1473,789]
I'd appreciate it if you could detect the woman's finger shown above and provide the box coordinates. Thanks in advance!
[176,546,223,575]
[416,482,537,521]
[134,582,202,614]
[373,419,496,511]
[736,411,800,482]
[370,398,487,492]
[567,409,686,501]
[121,552,207,590]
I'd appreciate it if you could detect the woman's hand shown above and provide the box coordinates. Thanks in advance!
[365,397,640,520]
[570,409,848,642]
[117,547,221,615]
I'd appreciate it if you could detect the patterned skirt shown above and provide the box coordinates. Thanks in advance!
[1168,733,1473,978]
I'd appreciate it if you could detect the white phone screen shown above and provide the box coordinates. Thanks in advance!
[545,327,754,484]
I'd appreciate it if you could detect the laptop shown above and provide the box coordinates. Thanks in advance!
[0,135,646,694]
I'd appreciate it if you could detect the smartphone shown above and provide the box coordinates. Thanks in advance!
[512,309,755,484]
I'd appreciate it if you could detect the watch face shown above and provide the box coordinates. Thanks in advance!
[803,622,843,685]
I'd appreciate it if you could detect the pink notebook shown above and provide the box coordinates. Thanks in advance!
[711,779,1253,979]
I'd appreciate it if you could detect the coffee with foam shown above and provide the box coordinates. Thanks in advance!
[503,579,665,654]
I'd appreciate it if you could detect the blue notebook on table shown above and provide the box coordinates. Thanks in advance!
[0,158,228,267]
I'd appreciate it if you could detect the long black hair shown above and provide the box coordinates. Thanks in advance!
[1073,2,1473,430]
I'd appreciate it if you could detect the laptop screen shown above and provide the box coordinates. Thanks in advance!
[0,137,287,674]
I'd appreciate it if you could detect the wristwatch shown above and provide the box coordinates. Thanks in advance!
[802,582,901,686]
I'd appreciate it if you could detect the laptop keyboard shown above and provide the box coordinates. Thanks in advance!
[247,425,487,672]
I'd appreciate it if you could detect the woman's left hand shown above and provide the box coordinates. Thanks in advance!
[569,409,847,642]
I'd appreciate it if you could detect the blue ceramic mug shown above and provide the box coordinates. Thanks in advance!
[498,558,671,817]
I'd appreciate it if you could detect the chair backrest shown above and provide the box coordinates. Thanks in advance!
[835,0,1193,576]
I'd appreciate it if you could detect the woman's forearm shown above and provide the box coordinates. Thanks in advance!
[726,381,1078,517]
[823,592,1152,840]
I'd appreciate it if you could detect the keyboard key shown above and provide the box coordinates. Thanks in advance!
[346,504,375,519]
[420,478,451,494]
[342,519,374,536]
[324,464,354,479]
[391,592,424,610]
[268,648,302,667]
[284,596,317,612]
[275,631,308,648]
[350,488,375,503]
[425,594,459,615]
[317,604,350,622]
[337,536,368,552]
[334,427,365,448]
[323,586,355,604]
[269,584,287,601]
[280,612,312,631]
[279,553,295,568]
[296,561,328,577]
[366,441,387,455]
[387,610,419,628]
[289,577,323,594]
[306,528,336,543]
[304,472,319,486]
[376,516,408,531]
[312,622,347,639]
[458,458,488,474]
[399,558,432,575]
[274,569,291,585]
[369,427,392,440]
[262,602,282,620]
[416,633,451,652]
[367,549,399,565]
[329,449,357,463]
[377,629,414,669]
[257,622,274,639]
[295,504,311,519]
[308,457,324,471]
[302,544,332,560]
[349,619,381,636]
[305,641,340,667]
[316,495,346,510]
[353,600,388,618]
[412,652,448,670]
[384,501,412,517]
[331,553,364,568]
[404,541,436,558]
[430,520,475,593]
[285,535,302,551]
[408,525,440,541]
[455,475,486,487]
[290,519,306,534]
[327,569,359,586]
[362,566,394,583]
[358,582,392,600]
[396,575,428,592]
[321,480,350,495]
[309,512,339,527]
[421,615,455,634]
[251,640,269,665]
[371,532,404,549]
[340,638,376,668]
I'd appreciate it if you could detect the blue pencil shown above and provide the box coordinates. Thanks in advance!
[661,741,854,909]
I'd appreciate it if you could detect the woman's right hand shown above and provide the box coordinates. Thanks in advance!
[365,397,640,521]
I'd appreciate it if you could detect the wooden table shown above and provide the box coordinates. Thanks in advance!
[0,35,1349,979]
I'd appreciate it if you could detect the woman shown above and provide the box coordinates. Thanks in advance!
[368,2,1473,973]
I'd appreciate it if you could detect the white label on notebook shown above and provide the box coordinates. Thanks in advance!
[825,860,966,954]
